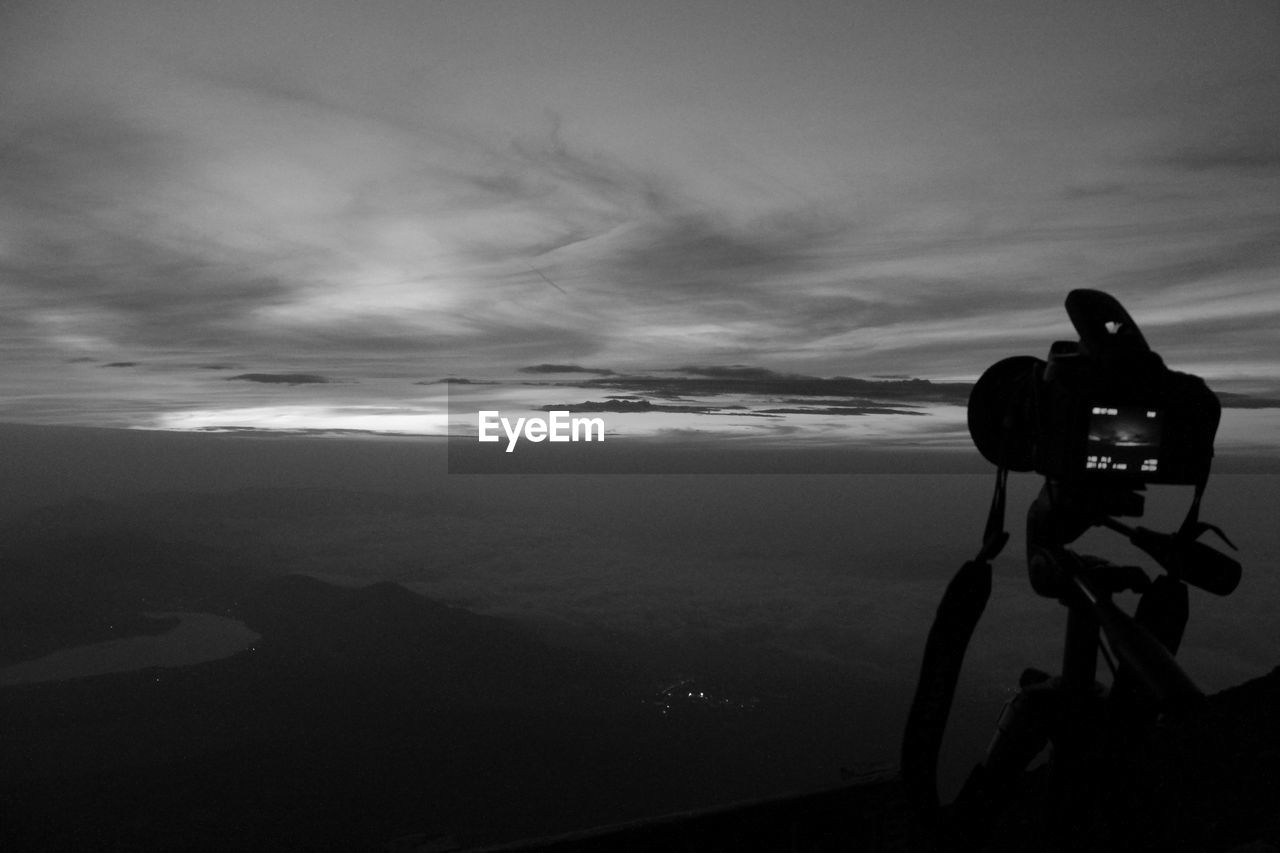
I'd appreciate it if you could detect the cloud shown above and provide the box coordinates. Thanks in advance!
[590,209,839,298]
[1163,140,1280,174]
[2,55,1272,393]
[447,122,681,267]
[676,365,806,381]
[226,373,332,385]
[519,364,616,376]
[1155,80,1280,175]
[1,0,1278,443]
[565,368,973,405]
[0,110,305,350]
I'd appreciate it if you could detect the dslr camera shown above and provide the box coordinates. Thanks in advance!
[967,290,1220,487]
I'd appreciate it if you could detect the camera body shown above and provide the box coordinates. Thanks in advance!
[968,290,1220,486]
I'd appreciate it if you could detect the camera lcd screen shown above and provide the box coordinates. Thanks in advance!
[1084,405,1163,474]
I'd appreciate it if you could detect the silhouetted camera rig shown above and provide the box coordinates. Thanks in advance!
[903,290,1241,849]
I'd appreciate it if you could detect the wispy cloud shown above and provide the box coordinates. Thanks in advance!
[1,0,1277,442]
[562,367,973,405]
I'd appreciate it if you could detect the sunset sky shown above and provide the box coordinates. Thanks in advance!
[3,1,1278,446]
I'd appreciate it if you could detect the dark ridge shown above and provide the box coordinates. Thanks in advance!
[537,399,715,414]
[0,570,652,850]
[190,426,397,437]
[519,364,617,376]
[755,406,927,417]
[225,372,331,384]
[568,373,972,404]
[1217,392,1280,409]
[674,365,807,381]
[0,515,241,665]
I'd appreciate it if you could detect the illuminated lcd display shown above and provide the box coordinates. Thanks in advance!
[1084,405,1163,474]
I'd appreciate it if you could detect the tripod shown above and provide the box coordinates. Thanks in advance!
[903,478,1240,850]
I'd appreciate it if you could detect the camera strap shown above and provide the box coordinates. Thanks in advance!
[976,464,1011,562]
[1177,466,1238,551]
[904,465,1006,820]
[1179,470,1209,539]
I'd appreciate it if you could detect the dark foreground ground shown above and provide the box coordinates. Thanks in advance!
[0,502,888,852]
[445,670,1280,853]
[3,554,1277,852]
[1,476,1277,851]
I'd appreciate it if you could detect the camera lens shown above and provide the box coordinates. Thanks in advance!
[967,355,1043,471]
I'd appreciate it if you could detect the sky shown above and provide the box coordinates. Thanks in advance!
[2,0,1278,445]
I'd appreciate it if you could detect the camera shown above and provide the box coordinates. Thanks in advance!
[967,290,1220,486]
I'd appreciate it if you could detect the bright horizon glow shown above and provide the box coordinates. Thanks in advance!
[151,406,450,435]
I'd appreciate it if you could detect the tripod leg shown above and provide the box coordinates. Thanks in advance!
[948,672,1058,845]
[1103,576,1189,844]
[1108,575,1189,733]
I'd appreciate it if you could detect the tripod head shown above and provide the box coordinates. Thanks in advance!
[1025,478,1240,601]
[1019,473,1241,720]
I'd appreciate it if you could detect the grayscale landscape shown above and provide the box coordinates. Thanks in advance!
[3,1,1278,848]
